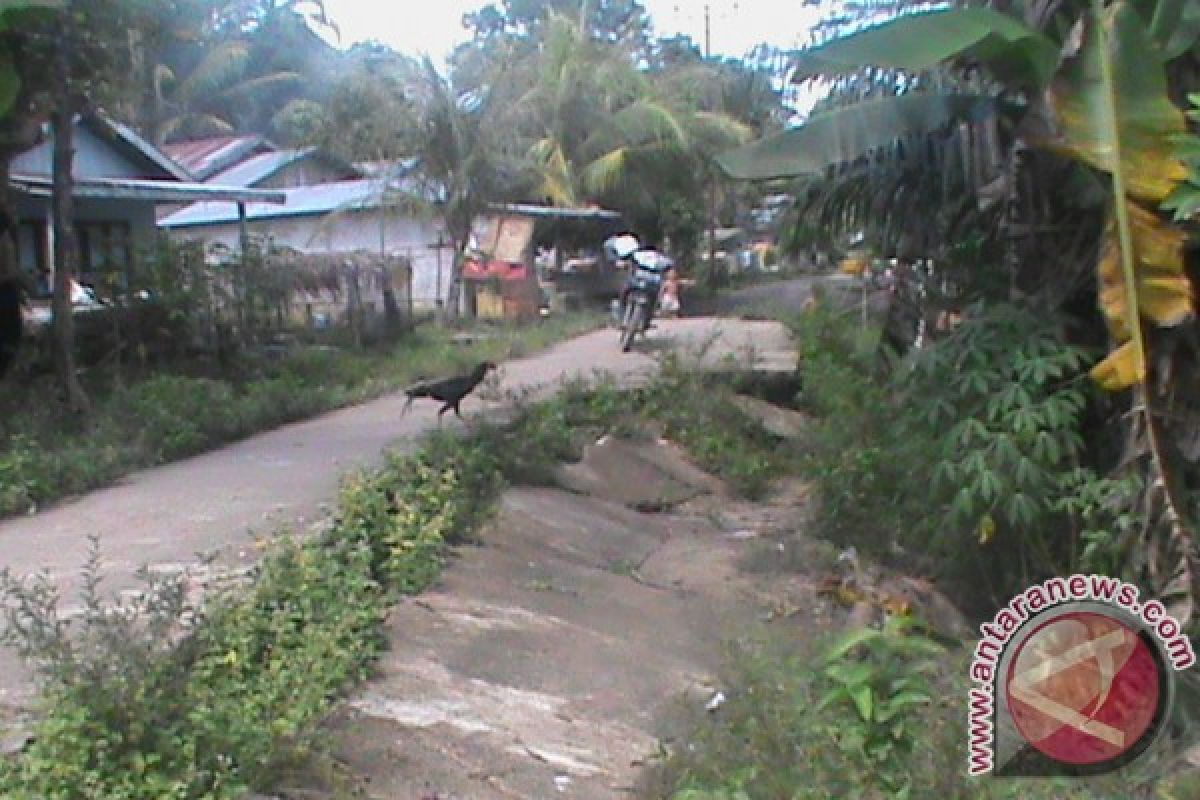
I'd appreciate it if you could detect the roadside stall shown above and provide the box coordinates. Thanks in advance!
[462,214,540,321]
[463,204,625,320]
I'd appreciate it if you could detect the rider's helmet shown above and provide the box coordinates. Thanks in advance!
[604,234,640,262]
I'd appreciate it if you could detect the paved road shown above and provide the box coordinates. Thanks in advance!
[0,317,794,714]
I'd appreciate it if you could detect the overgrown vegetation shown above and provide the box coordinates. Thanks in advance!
[0,358,793,798]
[788,300,1162,618]
[0,312,602,518]
[646,617,1193,800]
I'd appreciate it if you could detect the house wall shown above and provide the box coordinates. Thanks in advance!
[12,193,160,295]
[168,209,451,309]
[257,158,356,189]
[11,126,150,180]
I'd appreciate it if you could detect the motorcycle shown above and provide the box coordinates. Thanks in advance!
[616,249,672,352]
[604,234,674,352]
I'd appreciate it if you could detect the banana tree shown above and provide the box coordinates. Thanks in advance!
[720,1,1199,624]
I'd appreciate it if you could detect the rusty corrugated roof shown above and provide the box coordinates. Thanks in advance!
[162,135,272,181]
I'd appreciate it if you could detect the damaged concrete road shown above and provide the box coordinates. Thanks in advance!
[319,436,813,800]
[0,317,795,725]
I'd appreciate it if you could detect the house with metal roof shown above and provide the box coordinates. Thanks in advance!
[10,113,283,298]
[159,142,450,311]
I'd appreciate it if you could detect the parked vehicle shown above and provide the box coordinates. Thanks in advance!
[22,280,106,328]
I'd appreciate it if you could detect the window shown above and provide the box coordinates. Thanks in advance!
[76,221,132,290]
[16,220,49,296]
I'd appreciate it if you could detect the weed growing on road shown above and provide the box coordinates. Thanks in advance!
[640,354,796,499]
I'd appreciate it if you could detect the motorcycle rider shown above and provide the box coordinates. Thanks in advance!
[605,234,673,330]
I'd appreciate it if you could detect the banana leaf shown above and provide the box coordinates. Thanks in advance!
[1049,1,1189,205]
[1050,1,1193,390]
[790,7,1060,89]
[717,93,994,180]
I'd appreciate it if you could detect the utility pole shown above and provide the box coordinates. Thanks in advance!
[428,232,452,311]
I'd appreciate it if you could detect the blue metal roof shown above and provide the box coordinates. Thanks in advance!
[207,147,315,187]
[159,179,391,228]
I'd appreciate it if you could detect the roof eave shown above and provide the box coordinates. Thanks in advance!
[10,175,287,205]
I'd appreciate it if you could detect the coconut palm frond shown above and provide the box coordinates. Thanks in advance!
[176,39,252,100]
[218,71,304,101]
[690,111,755,150]
[610,98,689,149]
[533,139,577,206]
[582,147,628,195]
[153,64,176,101]
[160,113,236,144]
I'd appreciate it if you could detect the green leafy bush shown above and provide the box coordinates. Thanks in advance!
[0,387,584,797]
[791,302,1134,611]
[650,622,1142,800]
[115,375,239,461]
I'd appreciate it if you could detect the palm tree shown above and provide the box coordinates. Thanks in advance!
[529,12,749,204]
[135,0,335,144]
[395,58,517,320]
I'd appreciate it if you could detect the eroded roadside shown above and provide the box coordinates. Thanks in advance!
[303,420,832,800]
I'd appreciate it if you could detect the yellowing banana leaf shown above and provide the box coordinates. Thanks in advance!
[1057,2,1195,396]
[1096,203,1192,341]
[716,93,993,180]
[1049,1,1189,204]
[790,7,1060,89]
[1091,340,1144,390]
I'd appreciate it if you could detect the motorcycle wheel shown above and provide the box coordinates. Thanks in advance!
[620,302,645,352]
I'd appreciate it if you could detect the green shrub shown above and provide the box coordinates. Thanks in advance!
[0,435,50,515]
[650,622,1144,800]
[791,302,1127,612]
[114,376,238,462]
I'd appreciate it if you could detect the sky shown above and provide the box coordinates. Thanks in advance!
[319,0,823,62]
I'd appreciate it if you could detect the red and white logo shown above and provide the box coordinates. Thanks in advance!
[1004,611,1163,767]
[967,576,1192,777]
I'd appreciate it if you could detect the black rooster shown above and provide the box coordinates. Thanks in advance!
[402,361,497,419]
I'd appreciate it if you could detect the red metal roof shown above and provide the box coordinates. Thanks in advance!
[162,136,270,180]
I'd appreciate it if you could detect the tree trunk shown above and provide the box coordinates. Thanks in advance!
[0,156,25,380]
[0,86,47,381]
[50,38,89,413]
